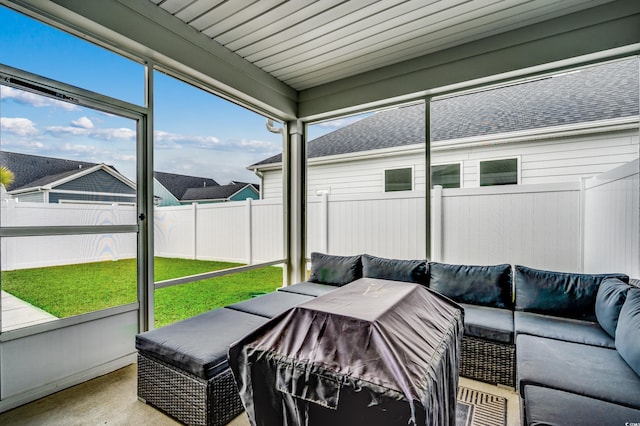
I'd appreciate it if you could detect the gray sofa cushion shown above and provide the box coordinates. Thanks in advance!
[523,385,640,426]
[277,281,338,297]
[514,311,615,348]
[514,265,629,321]
[225,291,314,318]
[309,252,362,286]
[517,334,640,408]
[429,262,512,309]
[596,277,633,337]
[135,308,269,380]
[616,288,640,376]
[460,303,513,343]
[361,254,427,285]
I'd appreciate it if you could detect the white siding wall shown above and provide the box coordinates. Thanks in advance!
[584,159,640,278]
[260,170,283,200]
[308,152,426,196]
[259,129,638,199]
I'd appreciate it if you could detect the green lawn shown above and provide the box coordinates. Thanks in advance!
[1,257,282,328]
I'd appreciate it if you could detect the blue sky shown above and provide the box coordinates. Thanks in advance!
[0,6,363,184]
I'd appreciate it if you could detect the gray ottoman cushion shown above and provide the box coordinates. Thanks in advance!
[460,303,513,343]
[517,334,640,408]
[278,281,338,297]
[226,291,314,318]
[524,385,640,426]
[514,311,614,348]
[136,308,269,380]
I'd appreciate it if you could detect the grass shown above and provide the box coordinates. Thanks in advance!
[1,257,283,328]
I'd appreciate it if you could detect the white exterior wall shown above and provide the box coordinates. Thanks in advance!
[258,128,638,199]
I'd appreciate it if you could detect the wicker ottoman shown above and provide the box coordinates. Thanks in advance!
[461,336,516,387]
[459,303,516,387]
[136,308,270,426]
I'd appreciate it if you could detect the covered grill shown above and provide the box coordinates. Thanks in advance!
[229,277,463,426]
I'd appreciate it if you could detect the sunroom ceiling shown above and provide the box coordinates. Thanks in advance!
[149,0,616,90]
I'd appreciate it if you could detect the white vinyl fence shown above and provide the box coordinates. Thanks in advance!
[584,159,639,278]
[154,199,283,264]
[306,182,582,272]
[1,160,638,277]
[0,201,137,271]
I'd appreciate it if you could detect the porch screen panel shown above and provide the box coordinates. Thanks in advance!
[151,70,284,327]
[0,84,139,331]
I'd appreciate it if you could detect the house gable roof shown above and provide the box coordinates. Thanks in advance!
[252,59,639,167]
[0,151,100,191]
[181,182,258,202]
[153,171,219,200]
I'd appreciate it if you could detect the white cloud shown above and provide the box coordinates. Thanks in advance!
[236,138,281,151]
[45,125,90,136]
[0,86,79,111]
[155,130,220,149]
[61,143,98,155]
[72,116,94,129]
[0,117,39,136]
[0,139,45,150]
[45,125,135,141]
[92,127,136,140]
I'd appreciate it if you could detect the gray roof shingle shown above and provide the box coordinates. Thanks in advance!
[0,151,100,191]
[153,171,219,200]
[253,59,638,167]
[182,182,256,201]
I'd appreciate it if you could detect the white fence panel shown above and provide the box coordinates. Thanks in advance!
[154,199,283,264]
[3,165,637,277]
[196,202,248,263]
[437,183,582,271]
[1,201,137,270]
[307,192,427,260]
[154,205,196,259]
[250,200,284,263]
[584,159,640,278]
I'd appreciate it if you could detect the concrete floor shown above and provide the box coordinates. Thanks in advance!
[0,364,521,425]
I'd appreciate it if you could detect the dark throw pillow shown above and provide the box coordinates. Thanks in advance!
[615,288,640,376]
[361,254,427,285]
[428,262,512,309]
[309,252,362,286]
[514,265,629,320]
[595,277,632,337]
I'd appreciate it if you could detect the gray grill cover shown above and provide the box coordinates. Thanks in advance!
[229,278,463,426]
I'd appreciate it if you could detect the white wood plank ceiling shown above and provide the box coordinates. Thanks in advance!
[148,0,615,90]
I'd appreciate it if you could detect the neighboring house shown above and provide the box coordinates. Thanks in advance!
[180,181,259,204]
[153,172,259,206]
[153,171,219,206]
[0,151,136,204]
[250,59,639,199]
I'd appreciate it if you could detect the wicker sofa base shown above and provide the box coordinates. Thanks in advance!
[137,353,244,426]
[460,336,515,388]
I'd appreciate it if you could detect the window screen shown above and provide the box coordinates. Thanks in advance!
[480,158,518,186]
[384,168,412,192]
[431,164,461,188]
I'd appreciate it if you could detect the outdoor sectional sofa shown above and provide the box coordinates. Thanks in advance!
[135,252,640,425]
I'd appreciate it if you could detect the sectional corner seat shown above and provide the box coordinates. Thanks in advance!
[135,253,640,426]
